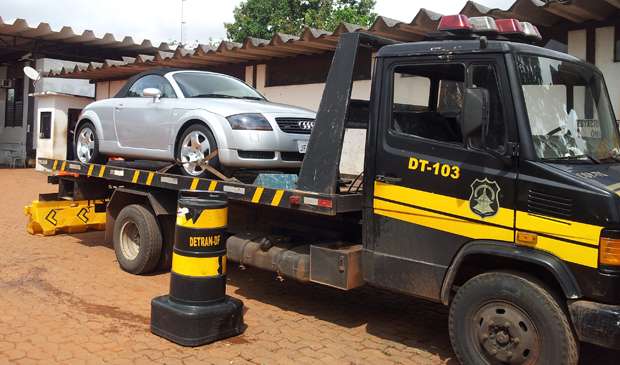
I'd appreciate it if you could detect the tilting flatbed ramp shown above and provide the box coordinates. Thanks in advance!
[38,158,362,216]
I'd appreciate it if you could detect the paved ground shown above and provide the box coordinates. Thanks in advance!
[1,168,618,364]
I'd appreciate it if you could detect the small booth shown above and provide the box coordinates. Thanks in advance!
[32,91,93,171]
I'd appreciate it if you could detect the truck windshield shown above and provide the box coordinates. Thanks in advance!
[516,54,620,161]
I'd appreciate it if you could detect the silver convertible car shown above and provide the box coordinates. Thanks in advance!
[74,69,316,177]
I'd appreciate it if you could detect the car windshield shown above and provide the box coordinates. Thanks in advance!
[516,54,620,162]
[173,72,264,100]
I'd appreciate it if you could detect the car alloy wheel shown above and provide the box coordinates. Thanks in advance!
[77,127,95,163]
[180,130,212,176]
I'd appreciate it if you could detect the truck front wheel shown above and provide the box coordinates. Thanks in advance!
[449,271,578,365]
[113,204,163,275]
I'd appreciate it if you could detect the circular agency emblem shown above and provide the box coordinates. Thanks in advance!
[469,178,501,218]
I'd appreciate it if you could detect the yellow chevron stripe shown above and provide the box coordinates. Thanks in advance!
[271,190,284,206]
[252,187,264,203]
[98,165,106,177]
[208,181,218,191]
[145,172,155,185]
[87,164,94,176]
[190,178,199,191]
[52,160,58,170]
[132,170,140,183]
[60,161,67,171]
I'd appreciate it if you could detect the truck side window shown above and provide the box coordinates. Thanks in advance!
[470,65,506,152]
[391,64,465,144]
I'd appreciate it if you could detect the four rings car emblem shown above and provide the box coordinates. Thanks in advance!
[297,120,315,130]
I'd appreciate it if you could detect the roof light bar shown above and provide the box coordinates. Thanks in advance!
[495,19,524,34]
[520,21,542,40]
[469,16,498,33]
[438,15,472,32]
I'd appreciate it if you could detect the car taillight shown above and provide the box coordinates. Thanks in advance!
[438,15,472,32]
[600,232,620,266]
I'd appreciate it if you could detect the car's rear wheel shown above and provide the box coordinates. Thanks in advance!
[176,124,221,178]
[75,122,105,164]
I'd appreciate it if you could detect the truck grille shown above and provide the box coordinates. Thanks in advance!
[275,118,315,134]
[527,190,572,218]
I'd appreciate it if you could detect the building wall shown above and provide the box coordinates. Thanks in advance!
[568,27,620,116]
[34,95,93,170]
[95,80,127,100]
[0,66,28,165]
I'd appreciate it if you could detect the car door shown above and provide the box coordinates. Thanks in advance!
[113,75,176,151]
[366,55,518,299]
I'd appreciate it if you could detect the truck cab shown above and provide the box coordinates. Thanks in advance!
[359,19,620,365]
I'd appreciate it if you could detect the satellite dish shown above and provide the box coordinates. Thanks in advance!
[23,66,41,81]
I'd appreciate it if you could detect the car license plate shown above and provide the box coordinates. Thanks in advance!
[297,141,308,154]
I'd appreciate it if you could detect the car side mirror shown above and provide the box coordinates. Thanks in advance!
[143,88,162,102]
[461,87,489,142]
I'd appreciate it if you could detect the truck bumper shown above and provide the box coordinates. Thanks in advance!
[568,300,620,350]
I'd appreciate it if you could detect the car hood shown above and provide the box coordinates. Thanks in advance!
[178,98,315,117]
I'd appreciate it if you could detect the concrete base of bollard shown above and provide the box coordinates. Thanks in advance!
[150,295,245,347]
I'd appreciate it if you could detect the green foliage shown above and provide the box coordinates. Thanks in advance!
[225,0,376,42]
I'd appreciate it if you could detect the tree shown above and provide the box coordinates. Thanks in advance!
[225,0,376,43]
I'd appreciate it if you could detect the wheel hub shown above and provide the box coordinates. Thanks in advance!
[180,130,211,176]
[474,302,539,364]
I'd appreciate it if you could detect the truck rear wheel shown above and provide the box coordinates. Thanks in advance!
[113,204,163,275]
[449,271,578,365]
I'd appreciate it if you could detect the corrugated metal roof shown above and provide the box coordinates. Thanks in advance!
[0,16,170,62]
[46,0,620,81]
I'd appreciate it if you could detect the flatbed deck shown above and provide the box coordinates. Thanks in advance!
[38,158,363,216]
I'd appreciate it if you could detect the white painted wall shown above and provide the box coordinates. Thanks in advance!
[594,26,620,117]
[34,94,93,171]
[568,27,620,117]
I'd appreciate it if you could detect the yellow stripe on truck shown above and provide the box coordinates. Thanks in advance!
[515,211,601,247]
[373,198,514,242]
[373,181,601,268]
[374,181,514,228]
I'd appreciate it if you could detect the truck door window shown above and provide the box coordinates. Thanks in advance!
[391,64,465,144]
[470,65,506,152]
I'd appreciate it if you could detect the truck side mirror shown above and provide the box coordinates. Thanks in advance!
[461,87,489,142]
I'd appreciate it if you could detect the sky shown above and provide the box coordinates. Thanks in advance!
[1,0,515,45]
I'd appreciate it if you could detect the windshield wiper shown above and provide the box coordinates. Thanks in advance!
[189,93,238,99]
[545,154,600,164]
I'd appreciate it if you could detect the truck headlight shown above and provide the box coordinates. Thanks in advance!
[226,113,272,131]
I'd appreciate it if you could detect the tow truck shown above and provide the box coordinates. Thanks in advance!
[30,14,620,364]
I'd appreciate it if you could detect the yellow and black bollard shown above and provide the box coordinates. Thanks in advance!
[151,190,244,346]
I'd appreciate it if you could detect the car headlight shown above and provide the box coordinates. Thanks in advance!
[226,113,272,131]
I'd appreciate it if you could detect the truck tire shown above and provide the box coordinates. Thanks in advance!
[113,204,163,275]
[449,271,578,365]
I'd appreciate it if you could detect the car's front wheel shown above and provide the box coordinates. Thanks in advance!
[75,121,105,164]
[176,124,221,178]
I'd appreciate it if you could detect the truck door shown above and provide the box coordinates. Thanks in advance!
[366,56,518,300]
